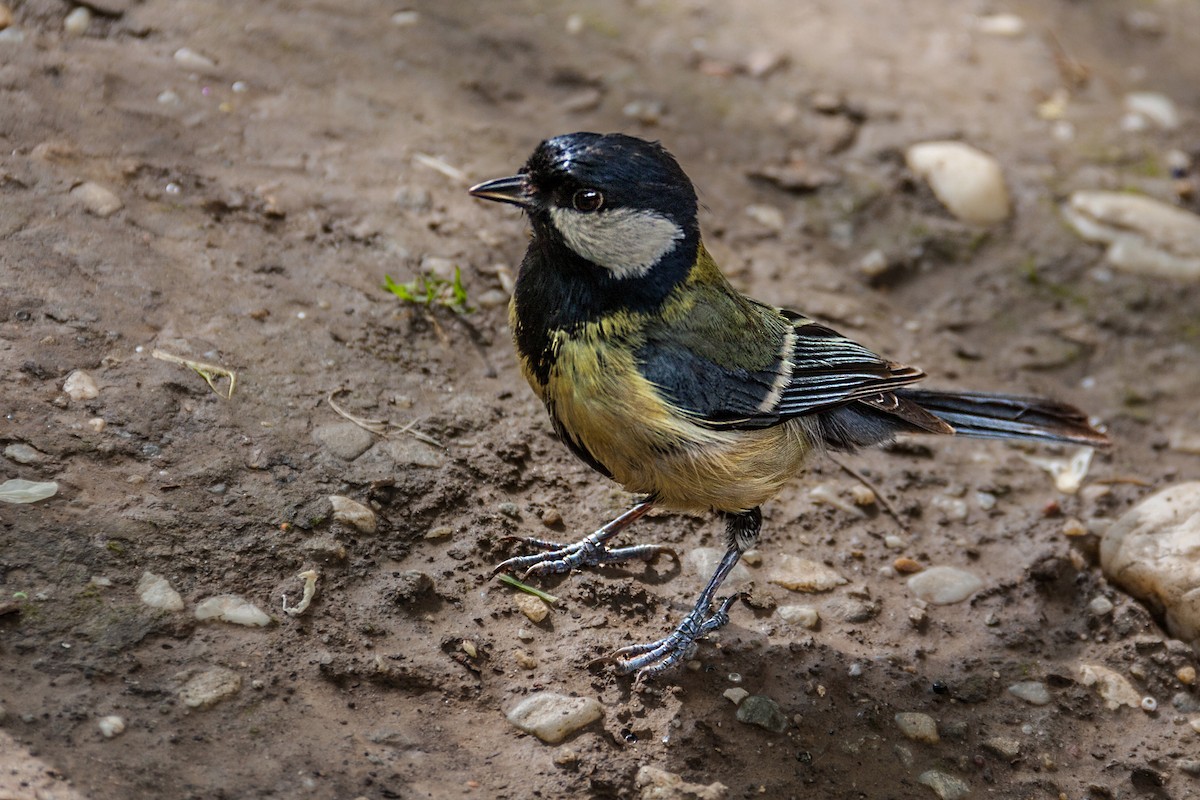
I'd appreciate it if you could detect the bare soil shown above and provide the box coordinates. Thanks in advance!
[2,1,1200,798]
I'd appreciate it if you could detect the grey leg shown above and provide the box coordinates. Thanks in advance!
[612,507,762,680]
[491,499,669,579]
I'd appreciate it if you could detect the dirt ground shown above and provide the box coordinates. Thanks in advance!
[3,0,1200,798]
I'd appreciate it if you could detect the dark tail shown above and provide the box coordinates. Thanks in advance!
[895,388,1110,448]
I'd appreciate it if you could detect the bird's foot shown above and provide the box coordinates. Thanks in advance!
[492,534,671,579]
[611,593,743,681]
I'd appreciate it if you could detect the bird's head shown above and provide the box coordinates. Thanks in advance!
[469,132,699,280]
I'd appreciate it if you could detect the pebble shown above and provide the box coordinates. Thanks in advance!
[1078,663,1141,710]
[918,770,970,800]
[884,534,907,551]
[1089,596,1115,616]
[735,695,787,733]
[63,6,90,36]
[894,712,939,744]
[849,485,876,507]
[745,204,785,231]
[905,141,1010,225]
[1124,92,1180,130]
[974,13,1026,36]
[194,595,271,626]
[893,557,923,574]
[982,736,1021,759]
[906,566,983,605]
[97,715,125,738]
[389,570,433,603]
[635,766,728,800]
[173,47,216,70]
[1177,666,1196,685]
[809,482,864,516]
[4,443,46,465]
[390,10,419,26]
[1007,681,1051,706]
[70,183,123,218]
[63,369,99,400]
[931,495,968,522]
[686,547,751,585]
[768,554,847,592]
[1100,483,1200,647]
[1062,191,1200,281]
[1191,717,1200,734]
[328,495,377,534]
[1168,429,1200,455]
[975,491,997,511]
[513,651,536,670]
[723,688,749,705]
[0,4,11,30]
[0,479,59,504]
[777,604,820,629]
[137,571,184,612]
[505,692,602,744]
[179,667,242,709]
[312,422,375,461]
[540,508,562,527]
[1062,518,1088,537]
[513,592,549,623]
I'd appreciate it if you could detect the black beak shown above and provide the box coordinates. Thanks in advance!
[468,174,531,208]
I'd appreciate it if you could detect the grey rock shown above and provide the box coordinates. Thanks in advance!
[312,422,376,461]
[506,692,602,744]
[736,695,787,733]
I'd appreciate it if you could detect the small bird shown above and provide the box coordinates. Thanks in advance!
[469,132,1108,680]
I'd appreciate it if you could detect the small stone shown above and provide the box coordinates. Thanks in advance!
[1124,92,1180,130]
[907,566,983,605]
[70,183,123,217]
[894,712,939,744]
[63,6,90,36]
[540,508,562,527]
[723,688,749,705]
[506,692,602,744]
[497,502,520,519]
[328,495,377,534]
[1181,759,1200,776]
[745,204,785,231]
[312,423,375,461]
[1141,696,1158,712]
[390,10,419,26]
[824,596,879,623]
[893,557,923,574]
[884,535,907,551]
[97,715,125,738]
[735,695,787,733]
[513,592,549,623]
[777,604,820,629]
[974,13,1025,36]
[849,485,876,506]
[194,595,271,626]
[1007,681,1051,706]
[0,5,12,31]
[514,651,537,670]
[1168,430,1200,455]
[1177,666,1196,685]
[424,526,453,540]
[1063,192,1200,281]
[179,667,242,709]
[137,572,184,612]
[635,766,728,800]
[982,737,1021,759]
[975,491,997,511]
[1190,717,1200,734]
[905,141,1010,224]
[4,443,46,465]
[1100,483,1200,647]
[88,417,106,432]
[1078,663,1141,710]
[917,770,970,800]
[389,570,433,604]
[173,47,216,70]
[63,369,99,400]
[687,547,751,585]
[1088,596,1114,616]
[768,554,847,592]
[1062,517,1088,537]
[931,495,968,522]
[552,748,577,767]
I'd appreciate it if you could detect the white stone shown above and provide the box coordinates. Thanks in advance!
[1063,191,1200,281]
[0,479,58,504]
[328,494,377,533]
[137,571,184,612]
[1078,663,1141,710]
[686,547,751,585]
[505,692,602,744]
[1124,92,1180,130]
[723,687,749,705]
[70,183,122,218]
[768,554,847,592]
[63,369,99,400]
[974,13,1026,36]
[173,47,216,70]
[1007,681,1051,705]
[63,6,90,36]
[635,766,728,800]
[777,604,820,628]
[906,566,983,605]
[179,667,242,708]
[194,594,271,626]
[905,141,1011,224]
[918,771,971,800]
[97,715,125,738]
[894,712,939,744]
[1088,596,1115,616]
[1100,482,1200,646]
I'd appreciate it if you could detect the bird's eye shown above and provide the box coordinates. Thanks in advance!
[572,189,604,213]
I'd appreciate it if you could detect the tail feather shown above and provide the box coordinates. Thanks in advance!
[895,388,1110,448]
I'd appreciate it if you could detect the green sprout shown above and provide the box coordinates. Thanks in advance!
[384,266,473,314]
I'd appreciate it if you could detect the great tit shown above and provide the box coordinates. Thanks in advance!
[469,132,1109,680]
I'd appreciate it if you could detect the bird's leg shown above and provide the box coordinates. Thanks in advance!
[491,499,669,579]
[612,507,762,680]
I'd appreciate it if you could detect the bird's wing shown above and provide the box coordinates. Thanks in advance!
[636,302,931,431]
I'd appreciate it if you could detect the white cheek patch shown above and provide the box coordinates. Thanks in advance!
[549,206,685,279]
